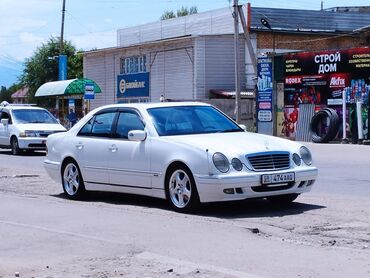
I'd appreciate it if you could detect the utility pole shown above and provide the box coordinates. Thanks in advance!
[60,0,66,54]
[233,0,241,123]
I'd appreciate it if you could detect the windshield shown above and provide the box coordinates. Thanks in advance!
[12,109,58,124]
[147,105,243,136]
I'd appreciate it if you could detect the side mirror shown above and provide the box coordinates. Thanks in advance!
[128,130,147,141]
[1,118,9,126]
[238,124,247,131]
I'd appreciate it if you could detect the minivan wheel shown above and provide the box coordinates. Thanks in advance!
[11,137,21,155]
[62,161,86,199]
[165,165,200,213]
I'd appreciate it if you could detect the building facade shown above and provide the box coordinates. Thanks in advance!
[83,5,370,128]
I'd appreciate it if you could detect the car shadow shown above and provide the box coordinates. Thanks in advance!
[0,149,45,156]
[52,191,325,219]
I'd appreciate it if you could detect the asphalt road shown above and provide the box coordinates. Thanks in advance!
[0,143,369,277]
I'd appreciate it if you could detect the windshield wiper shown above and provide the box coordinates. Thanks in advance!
[217,129,243,133]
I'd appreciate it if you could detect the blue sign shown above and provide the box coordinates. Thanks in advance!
[84,83,95,100]
[58,55,67,80]
[117,73,149,98]
[257,57,273,122]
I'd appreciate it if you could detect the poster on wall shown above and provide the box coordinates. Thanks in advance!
[284,48,370,107]
[283,47,370,139]
[257,57,273,122]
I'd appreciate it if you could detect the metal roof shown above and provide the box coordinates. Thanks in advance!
[251,7,370,33]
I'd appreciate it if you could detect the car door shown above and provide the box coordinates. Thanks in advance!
[0,110,11,146]
[74,109,117,185]
[108,109,151,188]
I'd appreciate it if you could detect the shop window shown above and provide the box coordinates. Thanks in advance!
[120,56,146,74]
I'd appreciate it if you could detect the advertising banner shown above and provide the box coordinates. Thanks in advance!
[283,47,370,140]
[257,57,273,122]
[283,48,370,107]
[117,73,149,98]
[58,55,67,81]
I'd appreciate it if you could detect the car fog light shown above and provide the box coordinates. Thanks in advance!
[292,153,301,166]
[223,188,235,194]
[231,158,243,171]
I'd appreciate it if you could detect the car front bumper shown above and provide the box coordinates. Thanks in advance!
[194,167,318,203]
[18,137,47,150]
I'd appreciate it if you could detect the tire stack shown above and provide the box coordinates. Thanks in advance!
[310,108,340,143]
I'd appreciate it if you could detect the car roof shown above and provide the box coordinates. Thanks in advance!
[96,101,212,111]
[2,105,46,111]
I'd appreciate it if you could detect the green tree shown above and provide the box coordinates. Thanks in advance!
[160,6,197,20]
[20,37,83,107]
[160,10,176,20]
[0,83,22,103]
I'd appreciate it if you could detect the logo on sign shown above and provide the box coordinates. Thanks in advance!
[119,79,127,94]
[119,79,146,94]
[285,77,302,84]
[329,76,346,88]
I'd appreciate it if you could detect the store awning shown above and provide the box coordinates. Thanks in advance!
[35,78,102,97]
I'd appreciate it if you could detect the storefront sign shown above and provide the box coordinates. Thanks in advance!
[117,73,149,98]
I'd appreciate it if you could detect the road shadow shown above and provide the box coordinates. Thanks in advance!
[0,149,46,156]
[52,191,325,219]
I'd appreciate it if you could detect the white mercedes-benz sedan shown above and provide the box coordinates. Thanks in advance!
[44,102,318,212]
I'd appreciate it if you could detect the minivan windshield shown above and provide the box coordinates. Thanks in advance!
[12,109,58,124]
[147,105,243,136]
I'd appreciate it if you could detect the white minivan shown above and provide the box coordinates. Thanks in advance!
[0,103,66,155]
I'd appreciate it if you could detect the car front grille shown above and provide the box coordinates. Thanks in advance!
[246,152,290,171]
[39,131,52,137]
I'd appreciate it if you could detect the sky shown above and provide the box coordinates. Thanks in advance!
[1,0,369,87]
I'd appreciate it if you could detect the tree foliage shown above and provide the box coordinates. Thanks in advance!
[0,83,22,103]
[20,37,83,107]
[160,10,176,20]
[160,6,198,20]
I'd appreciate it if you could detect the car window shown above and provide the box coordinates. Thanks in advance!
[115,111,144,139]
[148,106,242,136]
[78,118,94,136]
[12,109,58,124]
[91,112,116,137]
[0,111,12,124]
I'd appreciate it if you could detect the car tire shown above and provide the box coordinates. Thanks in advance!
[165,165,200,213]
[11,137,21,155]
[61,160,86,200]
[267,193,299,205]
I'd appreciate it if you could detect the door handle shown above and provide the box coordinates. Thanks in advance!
[75,142,84,150]
[109,144,118,152]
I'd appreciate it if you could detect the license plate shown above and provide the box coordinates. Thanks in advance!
[261,172,295,185]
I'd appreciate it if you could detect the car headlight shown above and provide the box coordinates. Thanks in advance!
[19,131,37,137]
[231,158,243,171]
[300,146,312,165]
[212,152,230,173]
[292,153,301,166]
